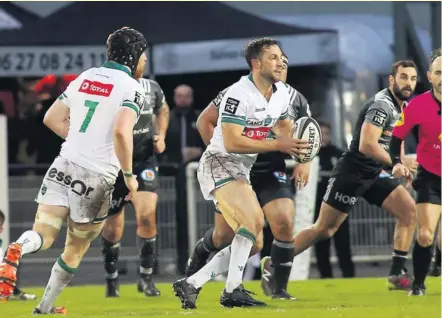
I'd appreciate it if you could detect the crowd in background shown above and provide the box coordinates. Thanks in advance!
[0,76,205,174]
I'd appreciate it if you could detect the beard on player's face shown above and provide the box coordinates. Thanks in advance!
[392,81,414,101]
[259,65,281,83]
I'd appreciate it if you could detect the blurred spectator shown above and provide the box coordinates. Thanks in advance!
[27,97,63,164]
[314,120,355,278]
[164,84,204,163]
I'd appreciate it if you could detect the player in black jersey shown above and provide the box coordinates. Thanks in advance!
[186,54,311,299]
[101,78,170,298]
[288,60,419,291]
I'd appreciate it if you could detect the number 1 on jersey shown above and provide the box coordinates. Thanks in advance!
[79,100,99,133]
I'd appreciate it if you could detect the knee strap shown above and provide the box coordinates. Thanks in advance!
[35,211,64,230]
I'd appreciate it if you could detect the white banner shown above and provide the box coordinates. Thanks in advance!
[0,115,9,254]
[0,46,106,77]
[0,32,337,77]
[153,33,339,75]
[290,157,319,281]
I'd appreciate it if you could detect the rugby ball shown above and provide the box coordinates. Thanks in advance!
[292,117,322,163]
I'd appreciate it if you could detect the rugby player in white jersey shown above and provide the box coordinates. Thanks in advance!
[172,38,308,309]
[0,27,148,315]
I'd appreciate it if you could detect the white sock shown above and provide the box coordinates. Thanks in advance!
[187,246,231,289]
[37,257,75,313]
[16,230,43,255]
[225,228,255,293]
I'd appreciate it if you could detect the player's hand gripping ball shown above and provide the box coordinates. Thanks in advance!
[292,117,322,163]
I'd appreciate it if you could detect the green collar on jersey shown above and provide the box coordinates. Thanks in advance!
[103,61,132,77]
[248,73,277,93]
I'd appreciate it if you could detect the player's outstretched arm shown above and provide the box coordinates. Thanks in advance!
[43,99,70,139]
[114,108,138,174]
[196,103,218,146]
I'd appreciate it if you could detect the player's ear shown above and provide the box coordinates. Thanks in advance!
[251,58,260,70]
[427,70,432,84]
[388,74,395,87]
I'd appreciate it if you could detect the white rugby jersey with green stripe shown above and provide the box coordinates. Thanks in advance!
[206,75,290,169]
[57,61,145,179]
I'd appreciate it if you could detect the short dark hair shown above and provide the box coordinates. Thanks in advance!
[244,37,280,69]
[0,209,4,226]
[390,60,417,76]
[429,48,441,67]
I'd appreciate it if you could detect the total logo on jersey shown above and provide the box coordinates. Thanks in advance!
[79,79,114,97]
[243,127,272,140]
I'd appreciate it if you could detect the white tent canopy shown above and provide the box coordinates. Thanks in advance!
[0,8,21,30]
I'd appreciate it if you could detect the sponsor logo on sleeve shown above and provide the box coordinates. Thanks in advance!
[372,109,387,126]
[225,97,240,115]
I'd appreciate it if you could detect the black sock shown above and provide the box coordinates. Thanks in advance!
[435,245,441,265]
[137,236,156,276]
[389,249,408,276]
[101,238,120,279]
[270,239,295,292]
[413,242,433,286]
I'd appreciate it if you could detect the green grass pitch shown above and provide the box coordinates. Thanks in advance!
[2,277,440,318]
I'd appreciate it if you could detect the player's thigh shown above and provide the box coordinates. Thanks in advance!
[197,151,250,202]
[322,168,369,214]
[134,157,160,215]
[67,162,114,224]
[365,176,415,223]
[413,166,442,207]
[213,208,235,245]
[213,181,264,233]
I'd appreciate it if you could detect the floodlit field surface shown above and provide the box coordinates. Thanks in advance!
[2,278,440,318]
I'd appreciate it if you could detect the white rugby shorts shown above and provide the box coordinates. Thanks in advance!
[197,151,250,200]
[36,156,115,224]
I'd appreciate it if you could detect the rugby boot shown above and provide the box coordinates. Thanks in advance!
[105,278,120,298]
[428,259,441,277]
[272,289,297,300]
[172,278,201,309]
[220,285,267,308]
[0,243,22,299]
[185,238,210,277]
[408,283,426,296]
[8,287,37,301]
[387,270,414,290]
[32,307,67,315]
[260,256,274,297]
[138,274,160,297]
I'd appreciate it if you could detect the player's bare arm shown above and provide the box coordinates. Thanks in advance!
[43,100,70,139]
[114,108,137,173]
[272,117,293,138]
[196,103,218,146]
[359,122,394,166]
[154,102,170,153]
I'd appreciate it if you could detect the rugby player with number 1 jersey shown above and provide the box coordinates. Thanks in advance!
[172,38,308,309]
[390,48,442,296]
